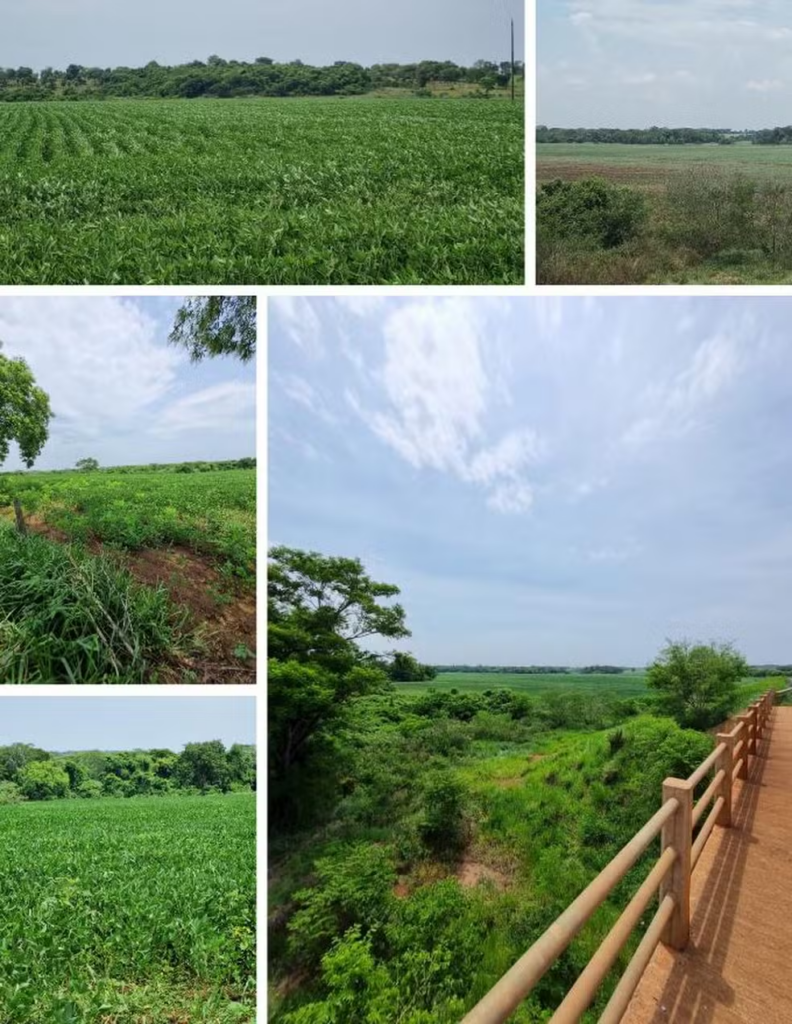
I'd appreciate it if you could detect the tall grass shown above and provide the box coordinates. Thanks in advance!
[0,527,186,683]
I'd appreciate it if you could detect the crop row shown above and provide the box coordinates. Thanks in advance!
[0,468,256,579]
[0,794,255,1022]
[0,97,523,284]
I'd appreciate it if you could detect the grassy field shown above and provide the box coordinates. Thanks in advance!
[0,99,523,285]
[537,141,792,187]
[536,142,792,284]
[0,467,256,683]
[397,670,649,696]
[0,793,255,1023]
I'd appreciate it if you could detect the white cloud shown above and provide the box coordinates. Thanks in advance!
[152,382,256,434]
[623,72,657,85]
[746,78,784,92]
[487,482,535,514]
[622,333,742,448]
[272,297,323,355]
[347,300,543,514]
[0,297,179,431]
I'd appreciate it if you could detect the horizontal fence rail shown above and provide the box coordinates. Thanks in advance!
[461,690,776,1024]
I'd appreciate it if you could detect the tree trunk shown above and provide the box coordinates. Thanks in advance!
[13,499,27,536]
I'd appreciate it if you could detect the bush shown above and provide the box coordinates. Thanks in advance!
[647,639,747,730]
[0,781,23,804]
[287,844,396,967]
[417,771,467,856]
[537,177,647,250]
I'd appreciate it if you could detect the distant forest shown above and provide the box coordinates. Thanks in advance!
[538,126,792,145]
[0,57,525,102]
[0,740,256,803]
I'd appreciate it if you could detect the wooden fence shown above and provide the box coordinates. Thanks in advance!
[461,690,777,1024]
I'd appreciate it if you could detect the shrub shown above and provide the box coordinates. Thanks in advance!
[288,844,396,967]
[417,771,468,856]
[0,781,23,804]
[537,177,647,249]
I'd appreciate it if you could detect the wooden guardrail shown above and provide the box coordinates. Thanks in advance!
[461,689,777,1024]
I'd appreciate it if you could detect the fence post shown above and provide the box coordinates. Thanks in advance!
[736,715,750,779]
[755,702,764,742]
[747,707,758,755]
[715,734,734,827]
[12,499,26,536]
[660,778,693,950]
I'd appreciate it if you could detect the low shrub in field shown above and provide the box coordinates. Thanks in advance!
[537,177,647,249]
[0,528,185,683]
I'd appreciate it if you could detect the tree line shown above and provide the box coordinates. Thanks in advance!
[538,125,792,146]
[0,740,256,803]
[0,57,524,102]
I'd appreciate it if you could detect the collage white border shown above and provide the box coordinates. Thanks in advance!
[8,3,792,1020]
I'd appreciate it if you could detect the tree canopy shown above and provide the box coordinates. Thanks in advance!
[268,546,411,828]
[0,57,524,102]
[647,639,747,729]
[170,297,256,363]
[0,345,53,468]
[75,457,99,472]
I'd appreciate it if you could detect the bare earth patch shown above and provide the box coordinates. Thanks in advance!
[455,857,510,890]
[125,546,256,684]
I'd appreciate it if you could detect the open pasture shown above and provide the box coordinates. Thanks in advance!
[0,793,255,1023]
[396,670,649,696]
[0,99,524,285]
[537,141,792,189]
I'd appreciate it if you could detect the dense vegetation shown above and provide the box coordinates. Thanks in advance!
[269,546,779,1020]
[537,126,739,145]
[537,125,792,146]
[0,739,255,803]
[0,464,256,682]
[0,57,523,101]
[0,792,255,1022]
[0,99,523,284]
[536,139,792,283]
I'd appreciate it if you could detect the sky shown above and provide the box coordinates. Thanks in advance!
[4,0,523,71]
[270,296,792,666]
[539,0,792,129]
[0,697,255,751]
[0,296,256,472]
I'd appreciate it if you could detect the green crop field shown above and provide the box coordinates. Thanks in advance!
[0,793,255,1023]
[396,670,650,696]
[0,99,524,285]
[0,466,256,683]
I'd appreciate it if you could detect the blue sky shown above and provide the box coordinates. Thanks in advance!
[0,297,256,472]
[5,0,522,70]
[270,296,792,666]
[539,0,792,128]
[0,697,255,751]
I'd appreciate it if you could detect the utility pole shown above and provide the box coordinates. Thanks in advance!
[511,17,516,102]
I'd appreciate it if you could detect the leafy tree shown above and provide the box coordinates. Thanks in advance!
[170,296,256,363]
[177,740,232,792]
[0,344,53,468]
[75,457,99,471]
[269,548,408,768]
[0,742,50,780]
[647,639,747,729]
[17,760,70,800]
[388,651,437,682]
[269,547,410,828]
